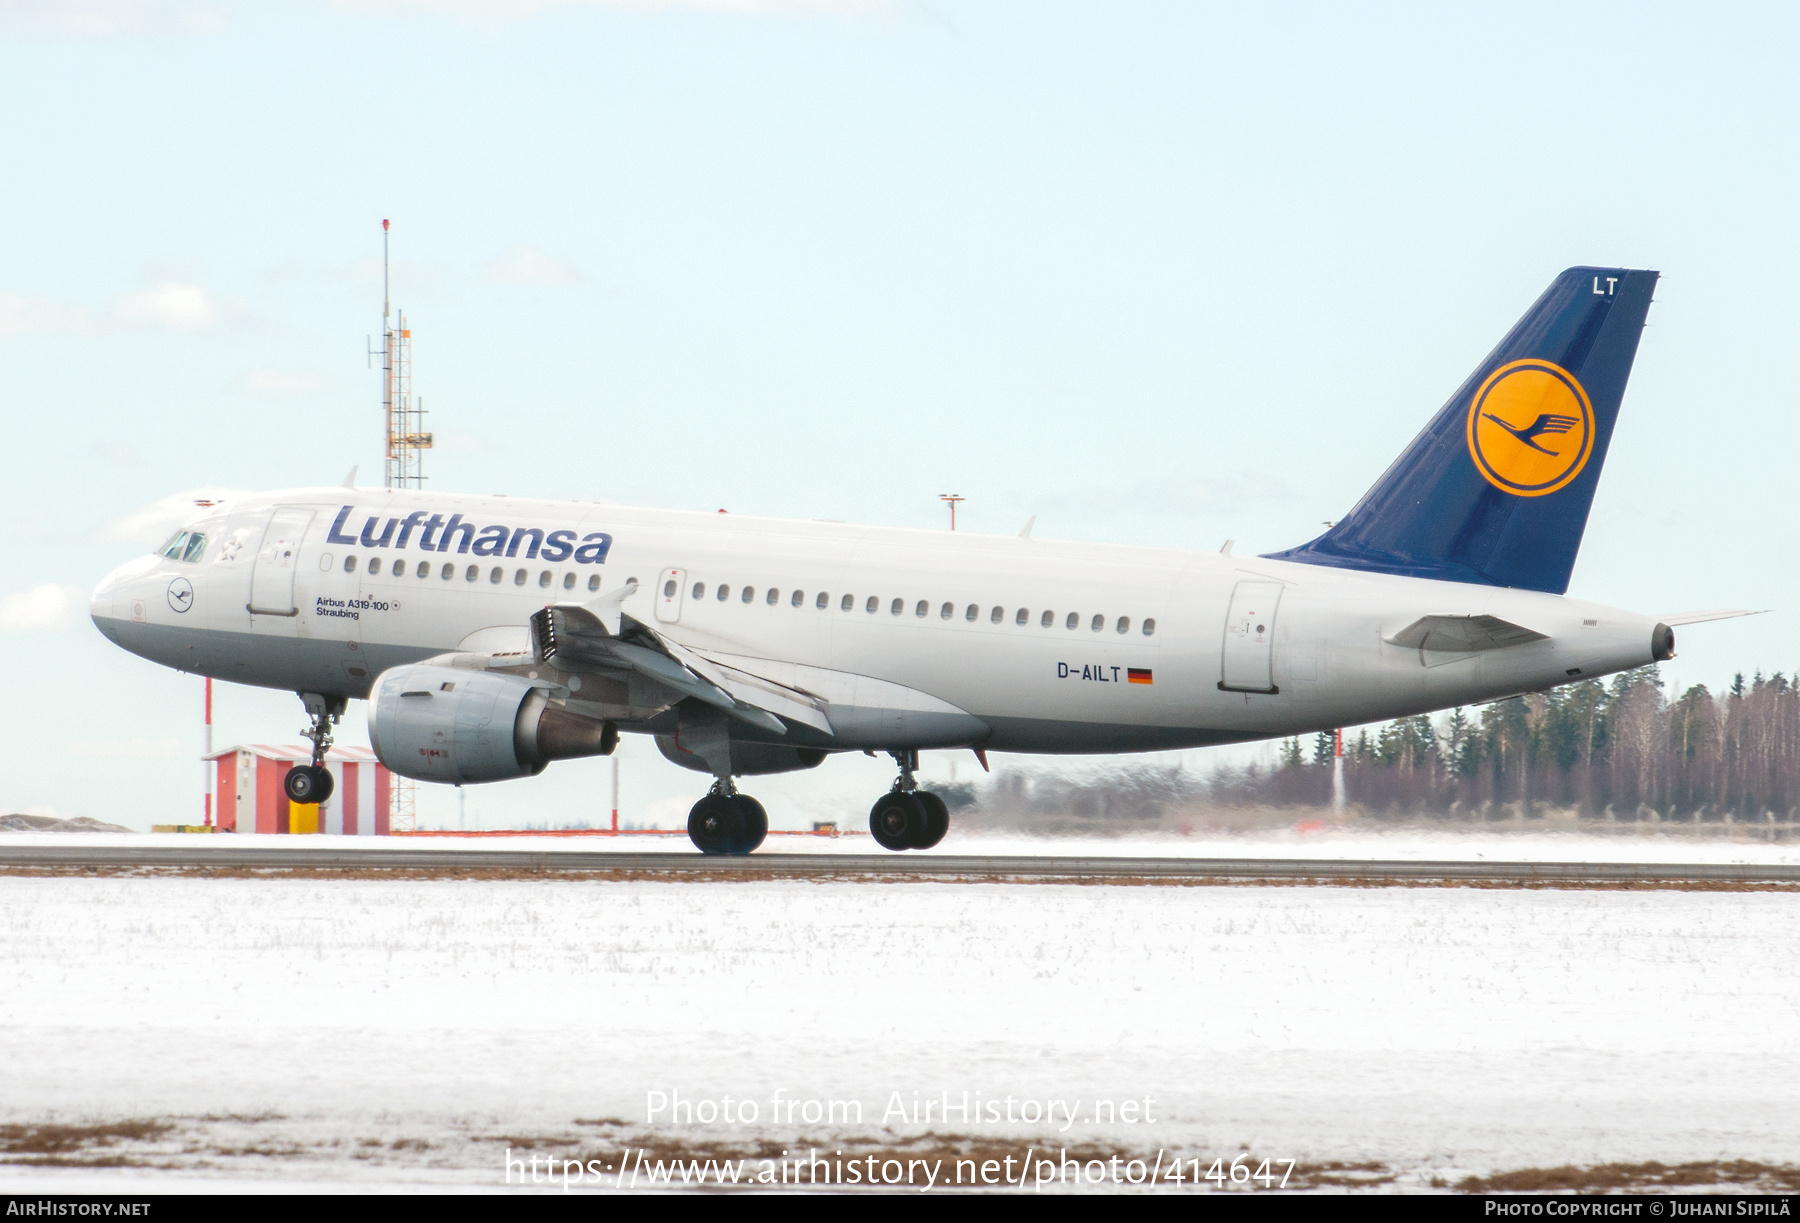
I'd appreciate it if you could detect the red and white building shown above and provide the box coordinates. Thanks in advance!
[205,745,392,835]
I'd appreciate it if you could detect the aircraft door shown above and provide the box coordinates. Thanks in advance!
[1219,580,1282,694]
[248,508,315,616]
[654,567,687,624]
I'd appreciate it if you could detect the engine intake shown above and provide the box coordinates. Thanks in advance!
[369,663,617,784]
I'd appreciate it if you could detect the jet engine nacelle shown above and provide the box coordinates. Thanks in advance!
[368,663,617,784]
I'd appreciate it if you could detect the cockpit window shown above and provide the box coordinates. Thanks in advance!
[158,531,206,562]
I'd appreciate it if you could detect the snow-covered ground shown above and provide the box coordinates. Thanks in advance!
[1,865,1798,1192]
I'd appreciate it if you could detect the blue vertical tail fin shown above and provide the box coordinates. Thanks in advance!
[1264,266,1658,594]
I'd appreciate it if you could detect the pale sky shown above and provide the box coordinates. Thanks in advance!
[3,1,1794,828]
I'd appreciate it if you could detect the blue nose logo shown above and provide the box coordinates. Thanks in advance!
[166,577,194,614]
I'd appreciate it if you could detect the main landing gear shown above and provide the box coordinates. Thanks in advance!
[687,781,769,856]
[682,750,953,856]
[283,692,347,806]
[869,750,949,852]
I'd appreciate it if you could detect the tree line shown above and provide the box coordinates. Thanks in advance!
[1230,666,1800,820]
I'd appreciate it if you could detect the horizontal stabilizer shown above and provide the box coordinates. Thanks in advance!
[1386,613,1548,652]
[1651,609,1765,627]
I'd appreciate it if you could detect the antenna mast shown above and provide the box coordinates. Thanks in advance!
[375,219,431,490]
[372,218,428,833]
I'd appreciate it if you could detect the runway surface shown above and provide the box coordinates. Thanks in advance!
[2,841,1797,885]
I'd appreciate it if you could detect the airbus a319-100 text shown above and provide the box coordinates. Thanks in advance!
[92,267,1750,853]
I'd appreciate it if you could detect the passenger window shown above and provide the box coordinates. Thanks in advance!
[490,567,502,584]
[766,588,779,605]
[344,556,357,573]
[1015,608,1028,625]
[841,594,854,611]
[1091,614,1104,631]
[467,565,479,582]
[419,563,431,580]
[990,606,1003,623]
[692,582,705,600]
[1142,618,1156,636]
[717,585,730,602]
[816,592,828,609]
[182,534,207,563]
[514,569,527,586]
[941,602,953,620]
[1116,616,1130,634]
[1065,612,1078,630]
[392,559,407,577]
[563,573,576,590]
[915,600,928,617]
[791,590,804,607]
[368,557,382,575]
[891,598,903,615]
[1041,610,1053,627]
[442,563,454,580]
[588,575,601,591]
[664,579,677,598]
[866,596,878,614]
[539,571,552,588]
[965,604,978,621]
[741,586,754,604]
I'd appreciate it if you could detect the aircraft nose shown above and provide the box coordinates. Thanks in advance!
[89,555,158,634]
[90,564,126,629]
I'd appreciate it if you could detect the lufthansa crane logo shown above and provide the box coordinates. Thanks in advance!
[166,577,194,613]
[1465,359,1595,497]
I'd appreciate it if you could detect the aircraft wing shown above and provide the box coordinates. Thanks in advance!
[1651,609,1765,627]
[1385,614,1548,652]
[527,599,830,737]
[657,638,835,736]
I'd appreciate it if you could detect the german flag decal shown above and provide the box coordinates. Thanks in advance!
[1128,668,1153,685]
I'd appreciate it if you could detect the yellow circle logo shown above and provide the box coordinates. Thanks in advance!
[1465,359,1594,497]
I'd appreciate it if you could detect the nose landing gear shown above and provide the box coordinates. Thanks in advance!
[869,750,949,851]
[687,781,769,856]
[283,691,347,806]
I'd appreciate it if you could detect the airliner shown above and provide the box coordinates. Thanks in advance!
[91,267,1749,853]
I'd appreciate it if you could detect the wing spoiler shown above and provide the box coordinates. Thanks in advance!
[529,589,832,737]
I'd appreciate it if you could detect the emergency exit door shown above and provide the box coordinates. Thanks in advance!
[655,568,687,623]
[1219,580,1282,694]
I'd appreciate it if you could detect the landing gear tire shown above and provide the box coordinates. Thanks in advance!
[284,765,333,805]
[870,791,927,852]
[734,795,768,855]
[911,791,949,850]
[688,794,746,855]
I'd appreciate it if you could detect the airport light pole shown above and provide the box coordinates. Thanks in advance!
[203,677,213,828]
[940,494,964,531]
[1331,728,1346,816]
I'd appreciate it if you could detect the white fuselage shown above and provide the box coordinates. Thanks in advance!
[91,486,1662,755]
